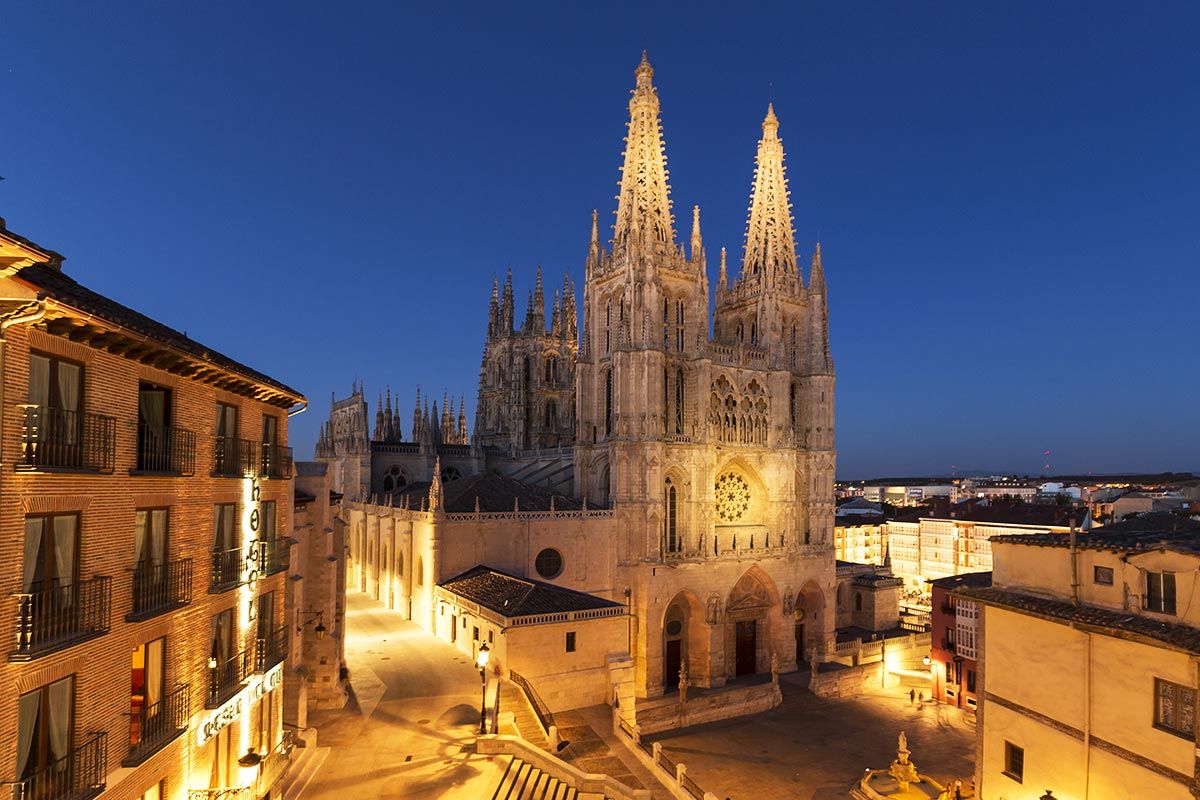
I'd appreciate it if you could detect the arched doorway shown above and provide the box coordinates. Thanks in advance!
[795,580,826,665]
[725,568,780,678]
[661,591,707,693]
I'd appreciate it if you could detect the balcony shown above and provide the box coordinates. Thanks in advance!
[206,650,251,708]
[123,684,189,767]
[6,731,107,800]
[10,577,112,661]
[134,424,196,475]
[209,549,242,594]
[255,625,287,673]
[17,406,115,473]
[127,559,192,622]
[259,443,292,479]
[188,731,294,800]
[258,538,290,577]
[212,436,256,478]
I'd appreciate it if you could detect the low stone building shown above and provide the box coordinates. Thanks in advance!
[435,566,627,711]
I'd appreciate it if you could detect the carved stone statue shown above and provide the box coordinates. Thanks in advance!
[889,730,919,791]
[678,664,689,703]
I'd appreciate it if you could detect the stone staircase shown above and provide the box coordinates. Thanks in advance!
[278,733,330,800]
[490,757,579,800]
[501,682,549,748]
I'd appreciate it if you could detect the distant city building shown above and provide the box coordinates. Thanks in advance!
[834,498,887,565]
[861,483,954,507]
[1111,491,1190,520]
[962,513,1200,798]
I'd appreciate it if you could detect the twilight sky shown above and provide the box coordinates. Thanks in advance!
[2,2,1198,479]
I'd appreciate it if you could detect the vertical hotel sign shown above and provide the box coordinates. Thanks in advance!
[241,476,263,629]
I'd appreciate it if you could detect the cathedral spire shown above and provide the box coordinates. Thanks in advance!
[412,385,423,441]
[488,276,499,338]
[551,288,562,337]
[501,268,514,334]
[741,103,798,283]
[690,205,703,262]
[457,397,468,444]
[374,392,385,441]
[533,265,545,332]
[613,52,675,254]
[718,246,728,291]
[809,242,825,292]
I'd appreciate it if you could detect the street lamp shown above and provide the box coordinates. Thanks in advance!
[476,643,490,735]
[297,609,327,640]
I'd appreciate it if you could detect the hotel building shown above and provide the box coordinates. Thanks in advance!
[0,219,305,800]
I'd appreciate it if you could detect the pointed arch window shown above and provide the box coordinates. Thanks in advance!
[545,400,557,430]
[790,323,798,367]
[664,478,679,553]
[663,299,670,347]
[789,384,797,433]
[604,301,612,354]
[674,369,684,435]
[737,322,745,344]
[750,320,758,346]
[604,370,613,437]
[675,300,685,352]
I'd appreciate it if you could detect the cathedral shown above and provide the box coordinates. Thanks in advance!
[322,53,839,707]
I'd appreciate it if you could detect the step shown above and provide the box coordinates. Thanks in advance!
[282,744,330,800]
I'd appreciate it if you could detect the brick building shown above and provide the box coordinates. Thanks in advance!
[0,219,305,800]
[929,571,990,711]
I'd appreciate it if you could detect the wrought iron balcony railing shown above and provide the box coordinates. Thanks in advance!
[209,549,242,594]
[258,538,290,577]
[255,625,288,673]
[18,405,115,473]
[259,443,292,479]
[5,730,107,800]
[206,650,251,708]
[124,684,189,767]
[10,577,112,661]
[212,436,256,478]
[135,423,196,475]
[128,559,192,621]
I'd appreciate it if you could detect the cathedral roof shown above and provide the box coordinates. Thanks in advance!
[392,470,593,513]
[440,565,624,618]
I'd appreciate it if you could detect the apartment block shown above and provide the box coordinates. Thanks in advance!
[0,220,305,800]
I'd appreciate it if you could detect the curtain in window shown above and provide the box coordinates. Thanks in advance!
[48,677,72,763]
[28,355,50,406]
[57,363,80,447]
[139,391,165,429]
[261,503,275,541]
[214,505,235,552]
[23,518,45,592]
[213,612,232,662]
[150,510,167,566]
[145,638,164,714]
[16,691,41,779]
[134,511,148,569]
[52,516,77,592]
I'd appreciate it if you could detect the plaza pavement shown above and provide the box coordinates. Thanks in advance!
[649,672,977,800]
[303,591,507,800]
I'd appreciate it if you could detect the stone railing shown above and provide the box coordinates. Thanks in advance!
[507,605,626,627]
[613,710,723,800]
[477,734,651,800]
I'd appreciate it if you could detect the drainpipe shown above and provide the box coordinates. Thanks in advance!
[0,300,48,465]
[1069,512,1080,606]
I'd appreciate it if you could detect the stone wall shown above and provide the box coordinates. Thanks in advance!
[634,680,782,735]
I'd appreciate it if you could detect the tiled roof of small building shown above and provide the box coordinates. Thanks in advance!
[991,513,1200,554]
[852,573,902,588]
[929,571,992,591]
[12,262,303,400]
[440,565,623,618]
[393,471,592,513]
[958,586,1200,654]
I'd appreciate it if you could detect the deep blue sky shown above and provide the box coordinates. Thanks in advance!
[3,2,1198,479]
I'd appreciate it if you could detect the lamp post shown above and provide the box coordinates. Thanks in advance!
[476,643,490,735]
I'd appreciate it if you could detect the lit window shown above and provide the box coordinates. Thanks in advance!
[1155,678,1196,739]
[1003,741,1024,783]
[565,631,576,653]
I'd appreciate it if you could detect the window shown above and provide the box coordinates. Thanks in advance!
[214,403,240,474]
[855,593,862,612]
[23,513,79,593]
[674,369,684,434]
[383,465,407,493]
[1147,571,1177,615]
[138,781,165,800]
[675,300,684,351]
[137,383,173,471]
[131,637,166,748]
[1155,678,1196,739]
[604,371,613,436]
[604,301,612,353]
[664,479,678,553]
[1094,565,1114,585]
[535,548,563,579]
[213,504,237,553]
[545,400,557,430]
[565,632,576,653]
[257,592,275,641]
[473,626,479,642]
[488,630,494,644]
[967,669,976,693]
[1003,741,1023,782]
[16,676,75,784]
[416,557,424,587]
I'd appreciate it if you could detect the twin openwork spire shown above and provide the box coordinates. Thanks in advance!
[612,51,677,258]
[741,103,798,282]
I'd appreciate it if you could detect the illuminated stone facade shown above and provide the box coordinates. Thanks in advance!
[0,221,305,800]
[334,53,839,703]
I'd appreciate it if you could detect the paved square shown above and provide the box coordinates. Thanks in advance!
[650,675,976,800]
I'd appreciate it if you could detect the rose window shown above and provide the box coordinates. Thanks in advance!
[714,473,751,522]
